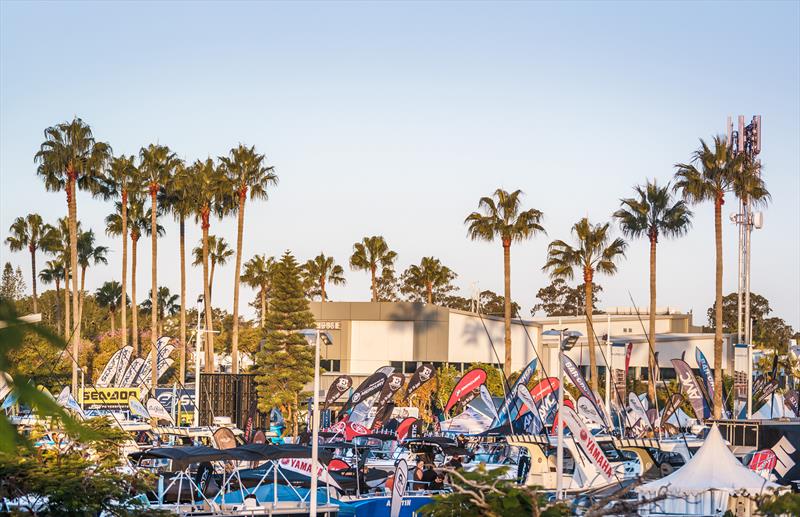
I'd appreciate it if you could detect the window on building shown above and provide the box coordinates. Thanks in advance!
[391,361,403,373]
[660,367,676,380]
[319,359,341,372]
[405,362,418,374]
[432,362,444,370]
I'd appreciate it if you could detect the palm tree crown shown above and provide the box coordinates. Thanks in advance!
[6,214,58,313]
[193,235,234,269]
[350,236,397,302]
[303,253,346,302]
[464,188,545,246]
[219,144,278,201]
[401,256,456,305]
[242,254,275,327]
[614,180,693,243]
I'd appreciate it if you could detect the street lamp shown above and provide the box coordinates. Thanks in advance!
[543,328,581,500]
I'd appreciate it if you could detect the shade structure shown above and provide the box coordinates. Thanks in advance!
[637,424,781,515]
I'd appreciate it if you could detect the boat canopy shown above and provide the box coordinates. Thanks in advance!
[130,443,333,463]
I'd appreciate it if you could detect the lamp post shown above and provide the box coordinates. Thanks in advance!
[302,328,333,516]
[193,295,203,427]
[543,328,581,500]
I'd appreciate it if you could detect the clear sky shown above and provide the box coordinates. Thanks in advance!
[1,1,798,329]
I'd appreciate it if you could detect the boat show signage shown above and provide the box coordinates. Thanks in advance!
[577,396,604,426]
[784,390,799,417]
[445,369,487,413]
[375,373,406,415]
[479,385,498,420]
[671,358,709,420]
[128,396,150,420]
[323,375,353,411]
[390,459,408,517]
[530,378,560,425]
[339,372,387,416]
[660,393,685,428]
[405,363,435,397]
[80,387,142,409]
[146,397,174,424]
[560,406,613,482]
[278,457,342,490]
[495,359,537,425]
[96,345,132,388]
[118,358,145,387]
[694,348,715,403]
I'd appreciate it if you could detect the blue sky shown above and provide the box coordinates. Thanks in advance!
[1,1,798,329]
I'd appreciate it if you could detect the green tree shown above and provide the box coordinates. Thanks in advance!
[400,257,457,304]
[192,235,233,302]
[241,254,275,328]
[465,188,545,377]
[614,179,692,403]
[220,144,278,374]
[752,317,795,354]
[254,252,315,437]
[543,218,626,392]
[531,278,603,317]
[674,135,768,418]
[34,117,111,394]
[479,290,520,318]
[706,291,772,333]
[375,266,400,301]
[302,253,346,303]
[0,263,25,302]
[140,286,179,337]
[39,260,66,335]
[349,236,398,302]
[95,281,125,334]
[5,214,58,313]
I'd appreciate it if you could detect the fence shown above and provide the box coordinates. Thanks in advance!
[197,373,268,429]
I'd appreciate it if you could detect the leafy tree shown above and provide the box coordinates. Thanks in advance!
[303,253,346,302]
[242,254,275,327]
[34,117,111,394]
[675,136,769,418]
[707,291,772,333]
[95,281,126,334]
[375,266,400,302]
[465,188,545,377]
[0,263,25,303]
[254,252,315,437]
[220,144,278,374]
[140,286,179,336]
[753,317,795,354]
[76,228,108,325]
[531,278,603,317]
[543,218,626,392]
[5,214,58,313]
[400,256,457,304]
[479,290,520,318]
[614,179,692,403]
[439,294,474,312]
[192,234,233,301]
[349,236,397,302]
[38,260,66,335]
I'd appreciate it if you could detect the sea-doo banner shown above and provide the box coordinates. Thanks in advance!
[560,406,613,482]
[660,393,685,428]
[406,363,435,397]
[784,390,799,417]
[119,358,145,387]
[671,358,709,420]
[128,397,150,420]
[390,459,408,517]
[479,385,498,420]
[81,387,142,409]
[445,369,487,413]
[577,396,604,426]
[322,375,352,411]
[96,346,132,387]
[694,348,715,404]
[339,372,387,417]
[56,387,85,419]
[146,397,174,424]
[137,346,175,388]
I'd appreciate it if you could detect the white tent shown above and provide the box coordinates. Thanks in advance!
[637,424,781,515]
[751,393,790,419]
[659,407,696,428]
[441,406,493,435]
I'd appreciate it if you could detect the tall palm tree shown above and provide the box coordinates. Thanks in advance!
[49,219,73,342]
[77,229,109,324]
[303,253,346,302]
[5,214,57,313]
[161,161,192,383]
[465,188,545,377]
[39,259,66,335]
[543,218,626,391]
[187,158,230,373]
[192,235,233,301]
[350,236,397,302]
[673,136,767,418]
[614,180,693,402]
[141,286,179,337]
[402,256,456,305]
[241,254,274,328]
[105,154,141,353]
[95,281,124,334]
[139,143,180,394]
[219,144,278,373]
[107,198,162,356]
[34,117,111,394]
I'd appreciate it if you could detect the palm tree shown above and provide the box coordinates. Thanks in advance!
[34,117,111,394]
[543,218,626,391]
[402,256,456,305]
[673,136,768,418]
[303,253,346,302]
[95,281,124,334]
[465,188,545,377]
[105,154,141,353]
[219,144,278,373]
[106,198,162,356]
[49,219,73,342]
[141,286,179,337]
[192,235,233,301]
[5,214,57,313]
[349,236,397,302]
[161,161,192,383]
[76,229,109,324]
[241,254,274,328]
[39,259,66,335]
[614,180,693,402]
[187,158,230,372]
[139,143,180,393]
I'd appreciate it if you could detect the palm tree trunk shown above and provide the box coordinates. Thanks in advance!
[713,194,724,419]
[502,240,512,378]
[321,277,326,303]
[63,273,70,343]
[427,282,432,305]
[110,309,116,334]
[260,286,266,328]
[370,265,377,302]
[78,265,87,326]
[150,187,159,395]
[648,236,658,404]
[55,279,62,336]
[179,217,187,384]
[30,247,38,313]
[584,269,598,392]
[231,192,246,374]
[209,261,216,302]
[202,211,215,373]
[131,235,139,357]
[121,189,128,351]
[67,172,81,395]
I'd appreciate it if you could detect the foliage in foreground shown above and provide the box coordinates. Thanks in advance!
[756,492,800,516]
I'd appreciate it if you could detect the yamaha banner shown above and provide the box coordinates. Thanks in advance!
[405,363,435,397]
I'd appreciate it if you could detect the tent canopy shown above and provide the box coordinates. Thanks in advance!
[637,424,780,496]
